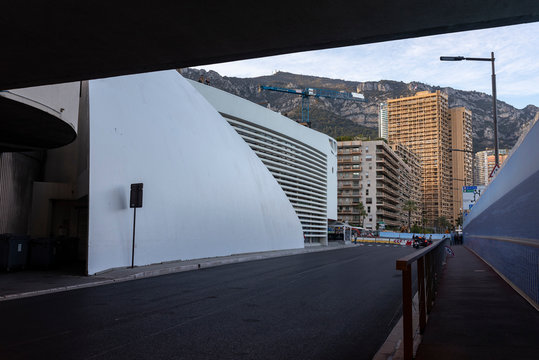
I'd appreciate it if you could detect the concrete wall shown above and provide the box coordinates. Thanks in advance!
[87,71,304,274]
[0,82,80,235]
[0,152,43,234]
[464,117,539,306]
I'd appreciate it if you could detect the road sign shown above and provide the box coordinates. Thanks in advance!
[462,186,477,192]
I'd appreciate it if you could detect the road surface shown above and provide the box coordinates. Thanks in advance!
[0,245,414,360]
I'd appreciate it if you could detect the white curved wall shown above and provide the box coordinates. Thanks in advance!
[88,71,303,274]
[189,80,338,244]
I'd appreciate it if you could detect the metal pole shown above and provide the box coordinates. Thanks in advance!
[491,52,499,168]
[418,257,426,333]
[472,152,475,186]
[132,207,136,268]
[402,264,413,360]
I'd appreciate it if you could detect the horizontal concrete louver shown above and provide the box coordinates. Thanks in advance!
[225,117,328,241]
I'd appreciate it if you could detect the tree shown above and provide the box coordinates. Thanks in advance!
[435,216,450,233]
[357,201,367,227]
[402,200,417,233]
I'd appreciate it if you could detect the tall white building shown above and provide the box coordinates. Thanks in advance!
[474,149,510,186]
[378,102,388,140]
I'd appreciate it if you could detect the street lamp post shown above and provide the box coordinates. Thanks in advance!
[450,148,475,186]
[441,53,499,167]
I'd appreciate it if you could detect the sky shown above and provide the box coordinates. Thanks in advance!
[195,22,539,109]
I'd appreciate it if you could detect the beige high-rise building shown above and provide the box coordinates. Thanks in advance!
[387,90,453,226]
[449,107,473,224]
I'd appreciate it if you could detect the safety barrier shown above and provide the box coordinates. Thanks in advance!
[396,238,449,360]
[353,237,413,246]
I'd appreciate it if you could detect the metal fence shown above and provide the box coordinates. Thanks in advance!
[396,238,449,360]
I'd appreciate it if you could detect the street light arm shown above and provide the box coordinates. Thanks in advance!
[440,56,465,61]
[450,148,473,153]
[462,57,492,62]
[440,56,491,62]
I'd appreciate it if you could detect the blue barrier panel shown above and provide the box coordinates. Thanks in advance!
[466,236,539,305]
[379,232,447,240]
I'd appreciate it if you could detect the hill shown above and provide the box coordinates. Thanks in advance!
[181,69,538,151]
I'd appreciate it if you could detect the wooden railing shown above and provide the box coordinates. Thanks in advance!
[396,238,449,360]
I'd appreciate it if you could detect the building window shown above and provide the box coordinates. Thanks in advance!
[366,198,372,204]
[367,206,371,213]
[366,189,369,196]
[366,146,369,153]
[366,155,372,161]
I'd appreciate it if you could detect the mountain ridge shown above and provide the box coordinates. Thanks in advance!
[181,69,538,152]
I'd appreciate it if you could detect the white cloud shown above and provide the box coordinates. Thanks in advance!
[195,22,539,108]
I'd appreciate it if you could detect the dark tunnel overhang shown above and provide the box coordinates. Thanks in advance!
[0,92,77,152]
[1,1,538,90]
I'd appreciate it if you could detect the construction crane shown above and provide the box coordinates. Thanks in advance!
[258,85,366,127]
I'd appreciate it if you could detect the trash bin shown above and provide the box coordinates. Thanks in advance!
[29,238,57,269]
[0,234,30,271]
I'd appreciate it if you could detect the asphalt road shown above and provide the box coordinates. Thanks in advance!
[0,245,415,360]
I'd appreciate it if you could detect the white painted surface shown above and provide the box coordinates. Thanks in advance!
[88,71,303,274]
[188,80,338,220]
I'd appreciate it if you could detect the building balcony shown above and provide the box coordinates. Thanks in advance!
[338,167,362,172]
[376,209,399,220]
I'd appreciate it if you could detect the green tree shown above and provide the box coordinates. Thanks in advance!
[357,201,367,227]
[435,216,450,233]
[402,200,417,233]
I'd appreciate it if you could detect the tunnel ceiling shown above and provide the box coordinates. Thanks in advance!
[1,1,539,90]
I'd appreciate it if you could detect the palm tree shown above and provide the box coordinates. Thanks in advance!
[357,201,367,227]
[435,216,450,233]
[402,200,417,233]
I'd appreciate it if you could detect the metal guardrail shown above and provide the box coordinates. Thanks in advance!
[396,238,449,360]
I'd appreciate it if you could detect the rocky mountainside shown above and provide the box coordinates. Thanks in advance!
[181,69,538,152]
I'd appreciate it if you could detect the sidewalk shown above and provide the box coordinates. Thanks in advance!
[415,245,539,360]
[0,243,353,301]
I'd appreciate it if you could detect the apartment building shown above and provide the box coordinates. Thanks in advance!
[449,107,473,223]
[474,148,510,186]
[390,143,423,227]
[387,90,453,226]
[337,140,421,230]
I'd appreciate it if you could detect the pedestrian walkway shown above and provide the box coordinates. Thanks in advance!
[415,245,539,360]
[0,243,354,301]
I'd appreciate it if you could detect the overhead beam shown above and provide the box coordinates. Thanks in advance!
[1,1,539,89]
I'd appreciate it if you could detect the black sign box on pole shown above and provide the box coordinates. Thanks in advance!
[130,183,143,208]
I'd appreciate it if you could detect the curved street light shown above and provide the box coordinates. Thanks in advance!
[440,53,499,168]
